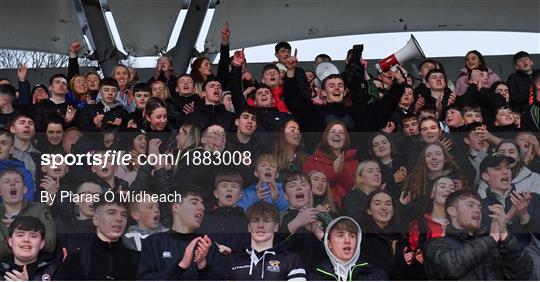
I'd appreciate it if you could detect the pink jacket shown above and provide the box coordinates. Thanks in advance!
[454,67,501,96]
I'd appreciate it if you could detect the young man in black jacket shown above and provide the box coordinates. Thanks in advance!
[226,201,307,280]
[283,49,404,133]
[225,108,267,185]
[185,78,235,131]
[31,74,76,132]
[507,51,535,113]
[424,189,532,280]
[55,194,139,280]
[137,184,224,280]
[0,216,58,281]
[278,171,330,271]
[198,169,249,254]
[76,77,128,131]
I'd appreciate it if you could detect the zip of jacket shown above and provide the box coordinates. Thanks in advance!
[315,262,369,281]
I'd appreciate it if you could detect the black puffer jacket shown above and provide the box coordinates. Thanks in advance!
[424,225,532,280]
[0,254,58,281]
[507,69,533,113]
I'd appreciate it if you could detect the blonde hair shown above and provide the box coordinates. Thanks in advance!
[354,159,380,190]
[256,154,278,168]
[179,122,201,151]
[151,80,171,100]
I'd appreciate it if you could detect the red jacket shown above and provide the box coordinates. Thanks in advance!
[407,213,446,251]
[302,148,358,209]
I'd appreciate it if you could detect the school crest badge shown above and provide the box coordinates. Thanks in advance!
[267,260,280,272]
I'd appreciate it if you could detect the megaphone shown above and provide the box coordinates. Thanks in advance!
[375,35,425,73]
[315,62,340,88]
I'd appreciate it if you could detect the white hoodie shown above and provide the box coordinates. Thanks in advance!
[323,216,363,281]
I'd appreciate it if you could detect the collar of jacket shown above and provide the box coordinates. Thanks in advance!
[93,234,127,249]
[512,166,534,183]
[445,224,489,241]
[316,257,371,281]
[201,103,226,113]
[0,200,30,218]
[312,148,358,163]
[209,205,244,216]
[485,186,515,207]
[0,253,54,273]
[515,69,533,77]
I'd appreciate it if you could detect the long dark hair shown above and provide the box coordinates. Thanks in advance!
[368,131,400,160]
[273,119,306,171]
[465,50,487,70]
[363,190,402,233]
[143,97,168,131]
[190,57,211,83]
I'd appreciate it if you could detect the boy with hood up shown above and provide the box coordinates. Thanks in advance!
[310,217,388,281]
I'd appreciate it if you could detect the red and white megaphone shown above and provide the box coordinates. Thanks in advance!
[375,35,425,73]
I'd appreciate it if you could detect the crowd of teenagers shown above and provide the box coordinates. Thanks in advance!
[0,22,539,280]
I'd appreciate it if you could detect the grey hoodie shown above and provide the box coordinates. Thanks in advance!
[323,216,362,281]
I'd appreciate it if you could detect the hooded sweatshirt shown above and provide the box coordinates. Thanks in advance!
[313,216,388,281]
[324,216,361,281]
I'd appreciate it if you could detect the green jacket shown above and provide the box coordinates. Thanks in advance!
[0,201,56,258]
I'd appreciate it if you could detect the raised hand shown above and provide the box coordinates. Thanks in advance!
[393,65,407,84]
[290,206,318,233]
[17,63,27,82]
[231,49,245,67]
[414,96,425,113]
[178,237,201,269]
[509,191,531,224]
[415,249,424,264]
[182,101,195,114]
[393,166,407,183]
[332,151,345,173]
[69,41,82,58]
[399,189,412,205]
[441,138,453,152]
[447,91,457,106]
[148,139,162,156]
[285,48,298,70]
[221,21,230,45]
[382,121,396,134]
[255,182,271,200]
[127,119,137,129]
[315,204,330,213]
[403,247,415,265]
[268,181,279,201]
[488,204,507,242]
[40,175,60,196]
[194,235,212,269]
